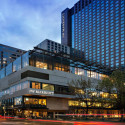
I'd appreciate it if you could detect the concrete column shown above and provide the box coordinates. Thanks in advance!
[53,112,55,119]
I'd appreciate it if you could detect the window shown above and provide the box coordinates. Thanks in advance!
[21,81,29,89]
[13,57,21,72]
[0,68,5,79]
[32,82,41,89]
[15,84,21,91]
[24,97,46,105]
[22,52,29,68]
[36,61,47,69]
[14,96,22,105]
[39,99,46,105]
[6,63,12,76]
[42,84,54,91]
[68,100,86,107]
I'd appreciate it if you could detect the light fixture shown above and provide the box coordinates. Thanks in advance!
[26,98,29,101]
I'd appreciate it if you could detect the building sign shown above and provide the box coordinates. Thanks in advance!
[62,13,65,38]
[29,89,54,95]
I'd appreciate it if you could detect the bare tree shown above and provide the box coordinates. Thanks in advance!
[68,78,97,116]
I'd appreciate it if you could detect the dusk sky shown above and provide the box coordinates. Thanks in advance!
[0,0,78,50]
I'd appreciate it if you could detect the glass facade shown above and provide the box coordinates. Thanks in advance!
[6,63,12,76]
[62,0,125,70]
[0,52,29,79]
[13,56,21,72]
[0,44,25,69]
[24,97,46,105]
[0,81,30,97]
[0,49,108,80]
[22,52,29,68]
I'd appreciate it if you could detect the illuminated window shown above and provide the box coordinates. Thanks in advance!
[42,84,54,91]
[36,61,47,69]
[24,97,46,105]
[80,102,86,107]
[75,89,84,94]
[68,100,79,106]
[100,92,109,98]
[32,82,41,89]
[110,94,117,98]
[39,99,46,105]
[68,100,86,107]
[91,92,97,97]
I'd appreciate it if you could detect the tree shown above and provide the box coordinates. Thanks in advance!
[99,70,125,121]
[68,78,97,117]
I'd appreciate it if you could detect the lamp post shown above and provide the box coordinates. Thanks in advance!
[3,104,5,119]
[12,105,14,116]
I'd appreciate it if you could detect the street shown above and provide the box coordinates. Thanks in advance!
[0,120,125,125]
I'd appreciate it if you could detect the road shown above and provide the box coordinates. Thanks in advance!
[0,120,72,125]
[0,119,124,125]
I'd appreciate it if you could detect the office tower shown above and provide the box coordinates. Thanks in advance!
[0,44,26,69]
[61,0,125,70]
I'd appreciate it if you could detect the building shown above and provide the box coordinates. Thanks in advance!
[0,43,26,69]
[36,39,84,62]
[36,39,70,55]
[61,0,125,70]
[0,40,118,118]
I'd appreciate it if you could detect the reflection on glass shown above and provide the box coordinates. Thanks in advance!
[22,52,29,68]
[13,57,21,72]
[14,96,22,105]
[42,84,54,91]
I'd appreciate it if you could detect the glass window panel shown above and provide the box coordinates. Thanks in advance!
[36,61,47,69]
[6,63,12,76]
[0,68,5,79]
[22,52,29,68]
[42,84,54,91]
[32,82,41,89]
[21,81,30,89]
[13,57,21,72]
[15,84,21,91]
[24,97,46,105]
[14,96,22,105]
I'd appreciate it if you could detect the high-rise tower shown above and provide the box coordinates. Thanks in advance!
[61,0,125,70]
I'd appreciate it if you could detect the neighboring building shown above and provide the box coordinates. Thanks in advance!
[0,40,117,118]
[0,44,26,69]
[61,0,125,70]
[36,39,70,55]
[36,39,86,64]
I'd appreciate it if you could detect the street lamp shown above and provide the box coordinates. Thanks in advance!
[11,105,14,116]
[3,104,6,119]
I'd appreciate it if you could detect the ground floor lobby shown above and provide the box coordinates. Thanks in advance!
[5,107,120,120]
